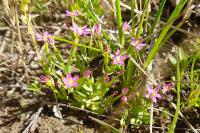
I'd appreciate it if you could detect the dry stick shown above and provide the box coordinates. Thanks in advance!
[88,116,120,132]
[39,100,120,122]
[120,2,200,38]
[22,107,43,133]
[0,26,43,31]
[13,0,23,54]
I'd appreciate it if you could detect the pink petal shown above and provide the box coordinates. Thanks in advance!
[36,33,44,41]
[73,10,79,16]
[156,94,162,99]
[147,85,153,93]
[118,61,125,66]
[70,0,74,4]
[84,69,92,77]
[73,75,79,81]
[73,23,79,33]
[44,31,49,36]
[122,87,129,95]
[121,95,128,102]
[131,39,137,46]
[152,97,157,103]
[66,73,72,79]
[116,49,120,55]
[113,59,118,65]
[121,55,128,60]
[62,77,68,86]
[113,91,118,96]
[66,10,71,16]
[73,82,79,87]
[110,54,114,58]
[93,24,101,33]
[40,75,46,83]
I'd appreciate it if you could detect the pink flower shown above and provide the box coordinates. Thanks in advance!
[162,82,173,93]
[104,75,110,83]
[70,0,74,4]
[131,38,146,51]
[63,73,79,88]
[121,95,128,103]
[36,31,54,44]
[93,24,101,34]
[122,87,129,95]
[84,69,92,78]
[104,45,110,53]
[72,23,90,36]
[110,49,128,66]
[40,75,48,83]
[39,75,54,87]
[66,10,79,17]
[113,91,118,96]
[146,85,161,103]
[122,21,131,31]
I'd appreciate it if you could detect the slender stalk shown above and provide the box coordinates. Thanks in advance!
[131,0,135,35]
[54,36,101,52]
[115,0,124,46]
[136,0,149,38]
[168,53,181,133]
[150,102,153,133]
[149,0,166,35]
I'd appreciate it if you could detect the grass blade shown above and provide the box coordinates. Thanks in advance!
[115,0,124,46]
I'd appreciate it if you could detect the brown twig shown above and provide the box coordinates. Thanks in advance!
[22,107,43,133]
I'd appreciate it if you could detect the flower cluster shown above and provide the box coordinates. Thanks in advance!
[84,69,92,78]
[36,31,55,44]
[131,38,146,51]
[110,49,128,66]
[93,24,101,34]
[122,21,131,32]
[121,87,129,103]
[40,75,55,87]
[162,82,173,94]
[72,23,90,36]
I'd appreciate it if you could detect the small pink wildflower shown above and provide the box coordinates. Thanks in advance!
[40,75,48,83]
[162,82,173,93]
[84,69,92,78]
[131,38,146,51]
[104,75,110,83]
[39,75,54,87]
[121,95,128,103]
[122,21,131,31]
[113,91,118,96]
[121,87,129,103]
[104,45,110,53]
[146,85,161,103]
[122,87,129,95]
[93,24,101,34]
[63,73,79,88]
[36,31,54,44]
[66,10,79,17]
[110,49,128,66]
[72,23,90,36]
[70,0,74,4]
